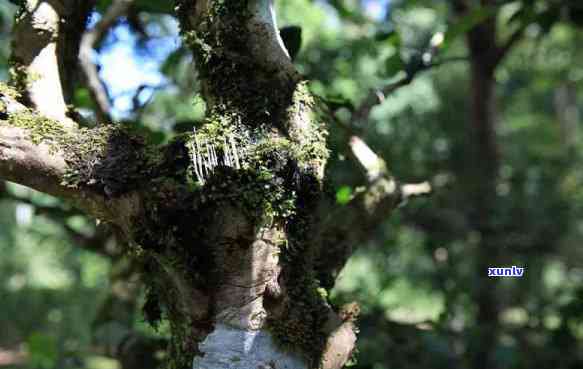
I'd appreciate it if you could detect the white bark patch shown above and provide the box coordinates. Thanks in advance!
[248,0,295,74]
[25,1,59,32]
[29,43,70,124]
[13,0,76,129]
[192,324,307,369]
[249,0,289,59]
[214,224,282,331]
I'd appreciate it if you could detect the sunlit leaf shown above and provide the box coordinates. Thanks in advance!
[336,186,354,205]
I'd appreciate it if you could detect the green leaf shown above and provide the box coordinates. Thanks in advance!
[374,25,397,42]
[385,52,405,77]
[385,32,402,48]
[443,6,497,49]
[74,87,94,109]
[26,333,58,369]
[280,26,303,61]
[327,0,367,23]
[336,186,354,205]
[161,47,188,76]
[324,95,355,112]
[95,0,112,13]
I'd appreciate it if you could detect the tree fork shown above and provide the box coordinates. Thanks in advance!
[0,1,429,369]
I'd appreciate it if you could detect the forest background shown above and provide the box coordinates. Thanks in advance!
[1,0,583,368]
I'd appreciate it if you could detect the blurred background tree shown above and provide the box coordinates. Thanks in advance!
[1,0,583,368]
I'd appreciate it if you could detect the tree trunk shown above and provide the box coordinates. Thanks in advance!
[465,11,502,369]
[467,59,500,369]
[0,1,427,368]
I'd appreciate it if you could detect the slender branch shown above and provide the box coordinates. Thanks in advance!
[80,0,135,124]
[351,75,413,126]
[401,182,432,200]
[494,24,527,66]
[350,49,466,126]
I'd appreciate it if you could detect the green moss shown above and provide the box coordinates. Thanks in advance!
[7,110,67,145]
[154,2,337,366]
[267,272,330,366]
[179,0,299,132]
[4,109,163,197]
[131,113,330,363]
[8,58,40,99]
[0,82,21,100]
[264,191,332,364]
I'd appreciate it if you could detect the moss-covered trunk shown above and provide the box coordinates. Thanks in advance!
[0,1,361,368]
[127,1,355,368]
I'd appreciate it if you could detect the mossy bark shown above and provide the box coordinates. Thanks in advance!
[139,1,355,368]
[1,2,359,369]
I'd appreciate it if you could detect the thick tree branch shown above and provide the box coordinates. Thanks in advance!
[0,88,142,225]
[80,0,135,123]
[320,311,357,369]
[11,1,92,128]
[315,136,430,287]
[0,123,71,198]
[0,121,113,218]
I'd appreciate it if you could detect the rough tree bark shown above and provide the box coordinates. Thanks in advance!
[0,1,428,368]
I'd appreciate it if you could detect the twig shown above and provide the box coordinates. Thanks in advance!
[401,182,432,200]
[351,75,412,126]
[350,55,467,126]
[494,24,527,66]
[79,0,135,124]
[350,30,467,126]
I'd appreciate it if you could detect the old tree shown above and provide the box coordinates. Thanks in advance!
[0,1,430,368]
